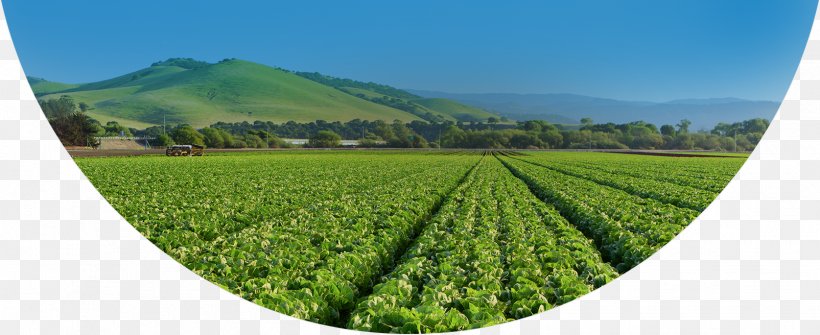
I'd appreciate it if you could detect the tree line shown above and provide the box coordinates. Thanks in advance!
[40,96,768,151]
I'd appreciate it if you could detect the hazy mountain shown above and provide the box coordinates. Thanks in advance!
[407,90,780,129]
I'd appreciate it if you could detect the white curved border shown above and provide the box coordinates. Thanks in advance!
[1,2,819,334]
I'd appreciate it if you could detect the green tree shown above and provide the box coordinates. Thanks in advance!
[170,125,205,146]
[537,130,563,148]
[440,125,466,148]
[201,127,226,148]
[309,130,341,148]
[219,129,236,148]
[243,133,266,148]
[718,136,737,151]
[631,131,664,149]
[660,124,676,137]
[102,121,133,137]
[155,134,175,147]
[38,96,99,147]
[736,136,753,151]
[372,120,394,141]
[742,118,769,133]
[388,120,424,148]
[676,119,691,134]
[509,133,543,149]
[672,133,694,150]
[711,122,731,136]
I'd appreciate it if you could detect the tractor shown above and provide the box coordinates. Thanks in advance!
[165,144,205,156]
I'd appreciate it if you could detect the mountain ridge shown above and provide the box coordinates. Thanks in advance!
[406,89,780,129]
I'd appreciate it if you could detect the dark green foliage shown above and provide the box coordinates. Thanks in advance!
[363,95,446,123]
[660,124,676,136]
[709,118,770,151]
[51,105,768,151]
[676,119,692,134]
[242,133,267,148]
[293,71,420,100]
[155,134,174,147]
[101,121,133,137]
[309,130,342,148]
[385,121,428,148]
[150,57,211,69]
[170,124,205,146]
[200,127,239,148]
[39,96,100,146]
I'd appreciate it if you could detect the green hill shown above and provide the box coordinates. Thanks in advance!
[28,77,79,94]
[292,71,502,123]
[32,58,423,128]
[412,98,500,122]
[293,71,420,100]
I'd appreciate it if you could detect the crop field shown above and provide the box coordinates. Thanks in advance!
[75,150,744,332]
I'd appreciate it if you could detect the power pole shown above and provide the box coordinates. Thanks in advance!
[733,129,738,152]
[438,126,442,150]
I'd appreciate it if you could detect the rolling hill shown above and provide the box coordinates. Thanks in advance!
[30,58,502,129]
[31,59,427,128]
[27,77,79,94]
[408,90,780,129]
[411,98,500,122]
[292,71,501,123]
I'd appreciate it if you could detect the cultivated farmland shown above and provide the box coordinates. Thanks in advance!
[75,150,744,332]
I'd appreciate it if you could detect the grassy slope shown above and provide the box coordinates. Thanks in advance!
[296,72,505,123]
[339,87,505,123]
[339,87,454,122]
[27,77,80,94]
[37,60,422,128]
[340,87,389,100]
[412,98,500,122]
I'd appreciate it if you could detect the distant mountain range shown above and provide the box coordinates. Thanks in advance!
[28,58,497,129]
[28,57,779,130]
[407,90,780,129]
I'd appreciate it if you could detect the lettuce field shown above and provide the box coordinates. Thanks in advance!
[75,150,744,332]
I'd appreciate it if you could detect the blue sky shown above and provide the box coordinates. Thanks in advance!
[4,0,816,101]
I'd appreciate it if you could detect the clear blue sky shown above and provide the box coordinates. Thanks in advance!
[4,0,817,101]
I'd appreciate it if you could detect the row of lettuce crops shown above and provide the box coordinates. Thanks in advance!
[77,152,481,325]
[522,152,741,193]
[509,156,717,211]
[497,153,743,272]
[347,156,617,332]
[76,150,744,332]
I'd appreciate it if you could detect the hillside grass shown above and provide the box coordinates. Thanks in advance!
[412,98,501,122]
[28,77,80,94]
[37,60,423,128]
[297,71,505,123]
